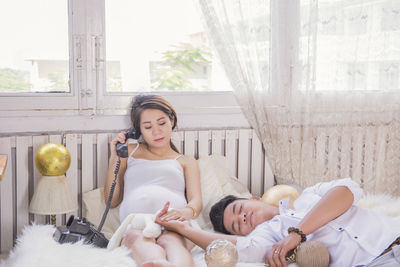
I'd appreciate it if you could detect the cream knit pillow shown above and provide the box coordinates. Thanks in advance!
[197,154,251,230]
[82,187,120,239]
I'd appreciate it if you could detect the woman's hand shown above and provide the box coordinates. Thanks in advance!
[155,201,194,221]
[155,202,192,233]
[110,131,126,158]
[159,206,194,221]
[265,233,301,267]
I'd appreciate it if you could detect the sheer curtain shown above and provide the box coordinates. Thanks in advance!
[198,0,400,195]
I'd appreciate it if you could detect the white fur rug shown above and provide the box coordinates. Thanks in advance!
[0,224,135,267]
[2,193,399,267]
[0,224,265,267]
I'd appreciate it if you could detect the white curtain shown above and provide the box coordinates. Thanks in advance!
[198,0,400,195]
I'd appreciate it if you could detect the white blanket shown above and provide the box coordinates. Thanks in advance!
[108,213,178,250]
[108,212,201,250]
[0,223,265,267]
[107,213,136,250]
[2,193,400,267]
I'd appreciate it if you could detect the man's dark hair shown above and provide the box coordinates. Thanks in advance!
[209,195,241,235]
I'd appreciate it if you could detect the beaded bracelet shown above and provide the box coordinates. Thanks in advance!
[288,227,307,243]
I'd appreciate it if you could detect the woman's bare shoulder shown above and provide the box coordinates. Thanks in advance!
[178,154,198,168]
[179,154,195,161]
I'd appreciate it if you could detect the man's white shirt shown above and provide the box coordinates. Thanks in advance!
[236,178,400,266]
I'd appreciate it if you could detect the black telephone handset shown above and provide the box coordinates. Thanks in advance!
[116,129,137,158]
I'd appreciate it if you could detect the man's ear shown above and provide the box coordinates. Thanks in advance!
[250,195,261,201]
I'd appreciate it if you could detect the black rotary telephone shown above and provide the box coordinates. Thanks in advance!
[116,129,138,158]
[53,129,136,248]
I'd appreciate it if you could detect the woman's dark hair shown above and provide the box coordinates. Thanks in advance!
[130,94,179,153]
[209,195,241,235]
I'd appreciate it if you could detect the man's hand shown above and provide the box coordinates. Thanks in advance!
[265,233,301,267]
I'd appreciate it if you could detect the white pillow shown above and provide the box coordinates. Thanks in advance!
[82,187,120,239]
[197,154,251,230]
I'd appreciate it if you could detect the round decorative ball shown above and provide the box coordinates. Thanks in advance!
[296,241,330,267]
[205,239,238,267]
[35,143,71,176]
[262,184,300,209]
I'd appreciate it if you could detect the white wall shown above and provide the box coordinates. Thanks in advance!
[0,97,250,135]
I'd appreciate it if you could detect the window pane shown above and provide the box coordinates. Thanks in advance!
[299,0,400,92]
[0,0,69,93]
[105,0,232,92]
[380,62,399,90]
[381,1,400,32]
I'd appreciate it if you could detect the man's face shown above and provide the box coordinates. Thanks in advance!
[223,199,270,236]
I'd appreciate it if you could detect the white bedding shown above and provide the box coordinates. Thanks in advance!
[2,193,400,267]
[2,155,400,267]
[0,223,266,267]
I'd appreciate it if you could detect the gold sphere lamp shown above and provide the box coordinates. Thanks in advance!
[29,143,77,225]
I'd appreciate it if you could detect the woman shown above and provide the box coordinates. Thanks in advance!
[104,94,202,267]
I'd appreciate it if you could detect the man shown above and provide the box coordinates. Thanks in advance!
[156,178,400,267]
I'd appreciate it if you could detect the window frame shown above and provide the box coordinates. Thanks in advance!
[0,0,80,115]
[0,0,238,118]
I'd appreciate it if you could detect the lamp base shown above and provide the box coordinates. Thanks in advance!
[51,215,56,225]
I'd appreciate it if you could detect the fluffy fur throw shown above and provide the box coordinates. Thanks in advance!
[0,224,135,267]
[0,224,265,267]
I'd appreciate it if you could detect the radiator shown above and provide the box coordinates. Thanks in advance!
[0,128,272,254]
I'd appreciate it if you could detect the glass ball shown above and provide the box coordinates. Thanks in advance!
[205,239,238,267]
